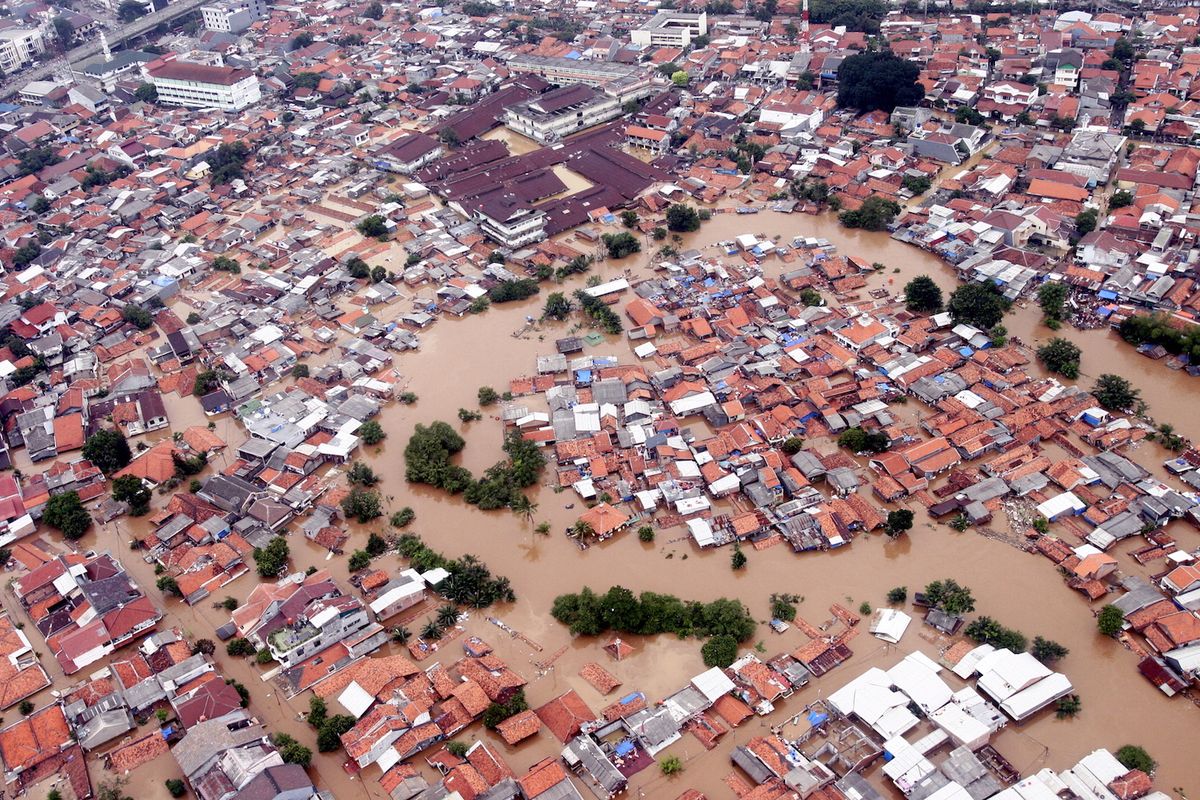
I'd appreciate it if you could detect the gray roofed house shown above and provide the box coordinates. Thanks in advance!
[562,735,627,797]
[172,711,266,780]
[230,764,314,800]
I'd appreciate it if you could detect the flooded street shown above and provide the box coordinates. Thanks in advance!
[14,208,1198,799]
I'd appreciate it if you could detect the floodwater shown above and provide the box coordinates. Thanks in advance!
[12,209,1200,799]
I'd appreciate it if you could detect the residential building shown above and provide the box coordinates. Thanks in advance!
[148,61,261,112]
[0,28,44,72]
[201,0,267,33]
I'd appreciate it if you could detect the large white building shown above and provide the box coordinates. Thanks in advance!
[0,28,45,73]
[630,10,707,48]
[148,61,261,111]
[201,0,267,33]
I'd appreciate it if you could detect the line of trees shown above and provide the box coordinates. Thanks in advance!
[395,534,515,606]
[551,585,756,641]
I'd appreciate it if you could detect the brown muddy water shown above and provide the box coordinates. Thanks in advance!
[12,210,1200,800]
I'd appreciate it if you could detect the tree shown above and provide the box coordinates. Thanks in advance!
[292,31,314,49]
[316,715,357,751]
[887,586,907,604]
[357,215,388,239]
[799,288,822,307]
[348,550,371,571]
[209,141,250,184]
[1038,281,1068,323]
[1112,36,1135,63]
[638,525,655,543]
[781,437,804,454]
[226,638,256,657]
[1097,604,1124,636]
[1109,189,1133,209]
[1075,208,1098,237]
[902,174,932,195]
[1037,337,1082,379]
[29,195,49,214]
[359,420,385,445]
[770,593,798,620]
[601,232,640,258]
[660,755,684,775]
[1092,374,1139,412]
[671,70,689,86]
[156,576,181,596]
[701,634,739,667]
[965,616,1027,652]
[363,0,383,19]
[730,543,747,570]
[117,0,145,22]
[291,363,310,379]
[122,305,153,330]
[371,265,387,284]
[272,733,312,766]
[51,16,73,47]
[1055,695,1081,718]
[666,203,701,232]
[308,696,327,728]
[885,509,914,538]
[840,196,901,231]
[923,579,975,615]
[1114,745,1155,774]
[1030,636,1069,664]
[112,475,151,516]
[620,209,639,228]
[446,740,470,757]
[135,83,158,103]
[347,461,379,486]
[478,386,499,406]
[904,275,943,313]
[838,427,888,454]
[165,779,186,798]
[341,486,383,523]
[44,491,91,540]
[253,536,290,577]
[948,281,1009,330]
[836,51,922,112]
[391,507,415,527]
[543,292,572,320]
[488,279,540,303]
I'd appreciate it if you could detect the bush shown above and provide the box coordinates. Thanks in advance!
[659,755,684,775]
[965,616,1027,652]
[638,525,654,543]
[391,507,415,527]
[316,715,357,752]
[446,740,470,757]
[731,544,747,570]
[770,593,798,621]
[165,779,186,798]
[346,462,379,486]
[840,196,901,231]
[887,586,907,604]
[255,649,273,664]
[272,733,312,766]
[701,634,739,667]
[478,386,499,405]
[1092,374,1139,411]
[348,550,371,571]
[781,437,804,454]
[19,699,33,715]
[488,278,540,303]
[1115,745,1155,774]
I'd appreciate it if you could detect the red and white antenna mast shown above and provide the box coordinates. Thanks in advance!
[801,0,811,54]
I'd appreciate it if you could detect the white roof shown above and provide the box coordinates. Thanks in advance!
[634,342,658,358]
[951,644,995,679]
[887,654,951,713]
[584,278,630,297]
[1036,491,1085,519]
[687,518,716,547]
[977,650,1052,702]
[691,667,736,701]
[669,391,716,416]
[999,673,1073,721]
[928,701,992,750]
[869,609,912,644]
[338,681,376,718]
[675,495,710,515]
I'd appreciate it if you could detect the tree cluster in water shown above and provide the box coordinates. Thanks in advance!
[396,533,515,607]
[404,422,546,510]
[551,585,756,641]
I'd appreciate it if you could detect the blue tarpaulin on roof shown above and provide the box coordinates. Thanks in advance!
[615,740,635,756]
[576,369,593,384]
[1098,290,1118,300]
[807,710,828,726]
[959,347,973,357]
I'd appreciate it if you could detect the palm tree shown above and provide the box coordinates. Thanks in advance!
[511,495,538,523]
[421,620,444,640]
[570,520,595,540]
[437,604,459,627]
[391,626,411,643]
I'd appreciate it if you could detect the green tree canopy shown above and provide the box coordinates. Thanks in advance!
[83,429,132,473]
[904,275,943,313]
[836,51,922,112]
[948,281,1010,330]
[44,492,91,540]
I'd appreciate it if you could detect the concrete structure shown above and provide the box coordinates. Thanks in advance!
[506,54,645,88]
[148,60,261,111]
[0,28,45,73]
[630,9,707,48]
[504,84,626,144]
[200,0,266,33]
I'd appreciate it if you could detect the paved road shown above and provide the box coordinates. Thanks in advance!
[0,0,209,99]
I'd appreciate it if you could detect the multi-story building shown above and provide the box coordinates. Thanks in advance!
[504,83,651,144]
[147,61,261,112]
[452,192,547,248]
[0,28,44,72]
[630,9,707,48]
[200,0,267,33]
[506,54,646,88]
